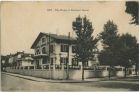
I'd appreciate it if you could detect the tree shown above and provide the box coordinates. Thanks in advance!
[72,15,98,80]
[132,44,139,76]
[118,33,139,77]
[98,20,119,79]
[125,1,139,25]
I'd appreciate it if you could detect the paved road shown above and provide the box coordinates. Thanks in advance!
[1,73,139,91]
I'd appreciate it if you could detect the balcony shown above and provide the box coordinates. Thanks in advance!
[34,53,48,58]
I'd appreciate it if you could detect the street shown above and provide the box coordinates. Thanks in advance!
[1,73,139,91]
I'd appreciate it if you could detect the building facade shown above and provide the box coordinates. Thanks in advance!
[31,32,96,69]
[14,52,34,68]
[3,52,34,69]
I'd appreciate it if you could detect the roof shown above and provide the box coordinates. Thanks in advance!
[31,32,76,49]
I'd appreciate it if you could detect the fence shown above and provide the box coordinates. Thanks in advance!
[5,65,135,80]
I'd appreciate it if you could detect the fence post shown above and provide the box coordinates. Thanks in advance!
[61,63,65,79]
[80,63,83,79]
[49,64,51,79]
[53,63,55,79]
[34,65,36,70]
[42,65,44,70]
[28,66,30,70]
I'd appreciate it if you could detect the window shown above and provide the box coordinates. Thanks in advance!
[50,45,54,53]
[42,57,47,64]
[72,46,76,53]
[72,58,78,66]
[17,54,22,58]
[36,49,40,55]
[31,61,34,64]
[50,58,53,65]
[60,57,68,65]
[42,47,46,54]
[42,37,46,43]
[61,44,69,52]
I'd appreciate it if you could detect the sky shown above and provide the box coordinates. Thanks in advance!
[1,1,139,55]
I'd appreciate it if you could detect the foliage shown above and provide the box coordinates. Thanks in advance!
[99,20,119,66]
[72,16,98,62]
[72,15,98,80]
[99,20,139,77]
[117,33,138,67]
[125,1,139,25]
[100,20,118,48]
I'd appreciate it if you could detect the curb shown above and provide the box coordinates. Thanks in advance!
[2,72,104,83]
[2,72,44,82]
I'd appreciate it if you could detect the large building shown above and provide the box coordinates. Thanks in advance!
[31,32,97,69]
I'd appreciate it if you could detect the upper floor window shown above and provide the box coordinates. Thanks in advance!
[50,45,54,53]
[72,46,76,53]
[36,49,40,55]
[50,58,53,65]
[42,47,46,54]
[42,37,46,44]
[61,44,69,52]
[17,54,22,58]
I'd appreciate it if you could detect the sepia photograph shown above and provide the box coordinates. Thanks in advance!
[1,1,139,91]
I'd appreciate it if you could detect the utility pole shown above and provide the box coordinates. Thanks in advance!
[67,32,70,80]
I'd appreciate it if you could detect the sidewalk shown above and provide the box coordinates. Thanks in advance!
[2,72,106,83]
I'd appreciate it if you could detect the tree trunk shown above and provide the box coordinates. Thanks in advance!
[124,67,127,78]
[82,64,84,80]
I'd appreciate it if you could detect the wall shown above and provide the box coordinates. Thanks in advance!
[6,69,67,80]
[68,69,116,79]
[5,68,118,80]
[6,66,137,80]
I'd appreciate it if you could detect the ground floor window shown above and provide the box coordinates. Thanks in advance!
[60,57,68,65]
[31,60,34,64]
[42,57,48,64]
[72,58,78,66]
